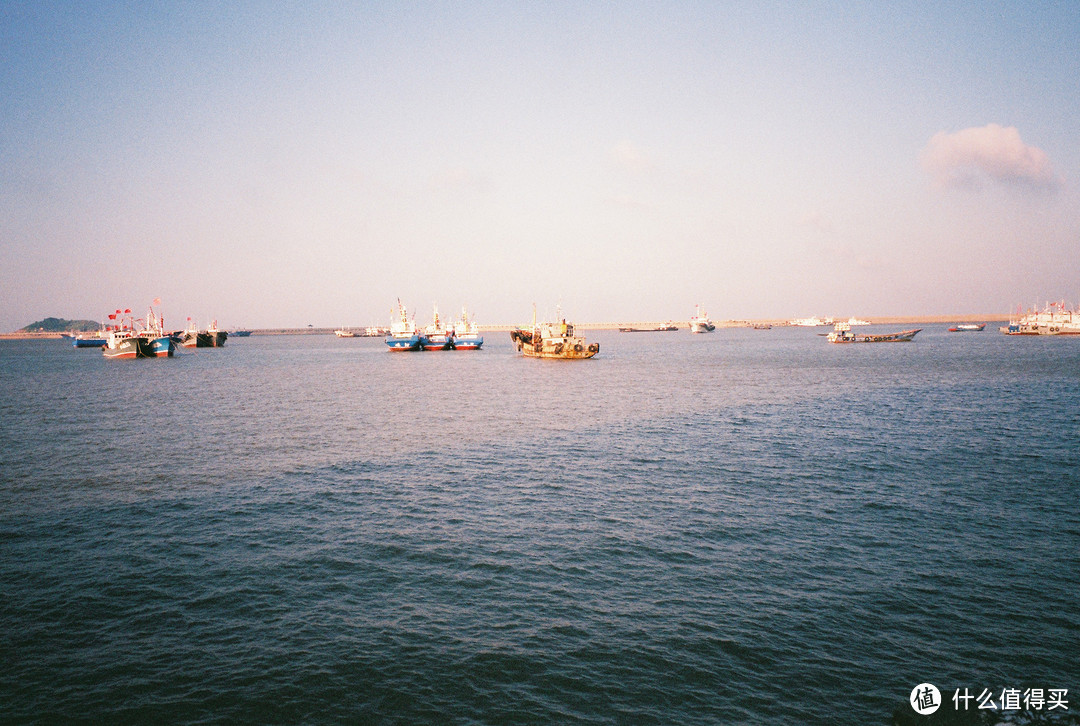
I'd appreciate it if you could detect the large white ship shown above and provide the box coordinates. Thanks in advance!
[1001,301,1080,335]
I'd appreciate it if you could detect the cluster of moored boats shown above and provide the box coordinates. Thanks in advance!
[383,301,485,351]
[74,298,1080,361]
[69,306,228,359]
[999,301,1080,336]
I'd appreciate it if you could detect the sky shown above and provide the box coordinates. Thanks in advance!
[2,1,1079,330]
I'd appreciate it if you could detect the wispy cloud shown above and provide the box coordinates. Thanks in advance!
[920,124,1061,191]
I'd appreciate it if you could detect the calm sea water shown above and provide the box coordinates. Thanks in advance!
[2,328,1078,725]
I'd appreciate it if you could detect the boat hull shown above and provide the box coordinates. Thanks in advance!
[385,335,421,351]
[510,329,598,359]
[181,330,227,347]
[72,337,106,348]
[828,328,921,343]
[146,336,176,357]
[103,337,154,359]
[689,322,715,333]
[948,324,986,332]
[420,334,453,350]
[1001,324,1080,336]
[453,334,483,350]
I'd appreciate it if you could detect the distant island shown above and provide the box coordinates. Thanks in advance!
[19,317,101,333]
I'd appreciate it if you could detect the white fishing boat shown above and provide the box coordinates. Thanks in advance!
[450,307,484,350]
[790,316,827,327]
[689,305,715,333]
[1001,301,1080,336]
[384,299,421,351]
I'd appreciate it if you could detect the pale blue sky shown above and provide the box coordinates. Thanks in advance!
[2,1,1078,329]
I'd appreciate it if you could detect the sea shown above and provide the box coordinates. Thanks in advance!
[1,326,1077,725]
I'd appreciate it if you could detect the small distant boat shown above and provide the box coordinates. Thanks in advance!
[334,328,358,338]
[180,319,228,347]
[510,308,598,359]
[619,323,679,332]
[385,299,421,351]
[231,330,252,337]
[750,323,772,330]
[790,316,828,327]
[72,332,107,348]
[948,323,986,332]
[826,322,920,343]
[689,305,715,333]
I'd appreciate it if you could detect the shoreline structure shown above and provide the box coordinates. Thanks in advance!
[3,315,1007,339]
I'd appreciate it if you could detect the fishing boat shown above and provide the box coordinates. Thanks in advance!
[334,328,358,338]
[181,318,228,347]
[510,308,598,359]
[826,322,920,343]
[948,323,986,332]
[102,306,176,358]
[1000,301,1080,336]
[619,323,679,332]
[689,305,715,333]
[74,312,125,348]
[72,331,108,348]
[103,329,154,359]
[385,299,421,351]
[231,330,252,337]
[450,307,483,350]
[205,320,227,347]
[789,316,828,327]
[420,306,453,350]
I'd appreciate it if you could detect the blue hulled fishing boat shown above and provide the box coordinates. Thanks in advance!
[385,300,421,351]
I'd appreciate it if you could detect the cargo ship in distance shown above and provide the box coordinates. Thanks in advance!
[619,322,678,332]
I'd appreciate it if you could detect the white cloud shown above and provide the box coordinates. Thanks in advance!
[920,124,1061,191]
